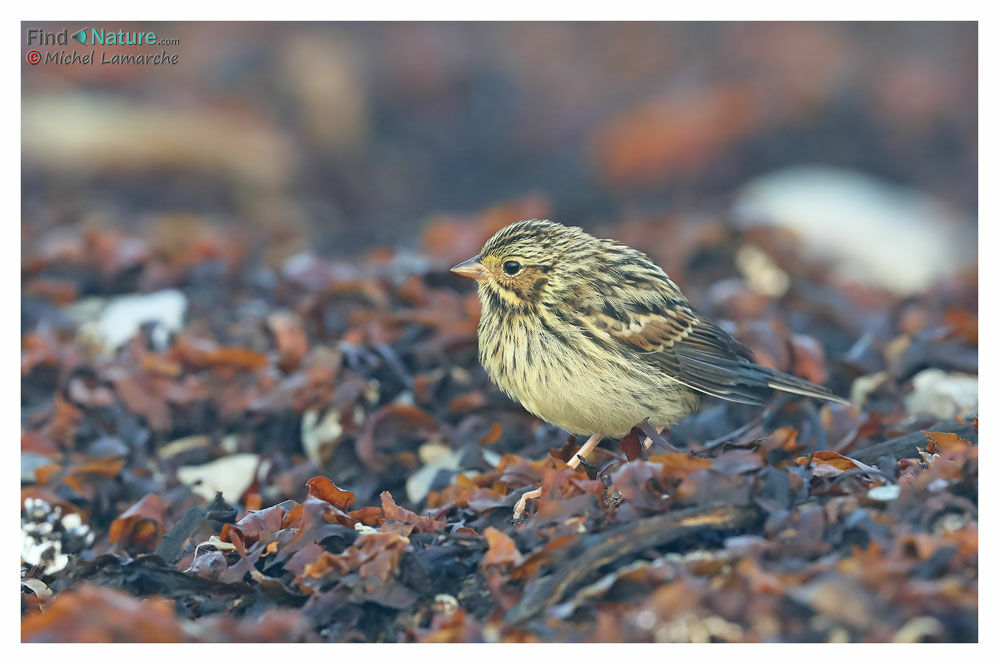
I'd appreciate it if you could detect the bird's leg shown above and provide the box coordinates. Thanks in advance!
[513,433,603,519]
[567,433,603,469]
[642,427,664,451]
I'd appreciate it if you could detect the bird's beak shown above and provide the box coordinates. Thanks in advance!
[450,254,488,280]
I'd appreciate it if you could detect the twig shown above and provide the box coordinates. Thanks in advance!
[851,420,977,466]
[504,502,758,625]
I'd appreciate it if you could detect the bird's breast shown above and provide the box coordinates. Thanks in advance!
[477,304,699,437]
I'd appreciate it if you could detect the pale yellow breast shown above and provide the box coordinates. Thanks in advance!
[479,311,700,438]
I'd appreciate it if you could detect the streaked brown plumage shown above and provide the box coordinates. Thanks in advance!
[451,219,847,515]
[454,219,845,434]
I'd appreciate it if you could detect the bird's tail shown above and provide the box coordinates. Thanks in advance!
[757,365,850,405]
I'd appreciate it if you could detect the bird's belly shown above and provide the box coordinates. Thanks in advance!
[483,323,699,437]
[515,371,697,438]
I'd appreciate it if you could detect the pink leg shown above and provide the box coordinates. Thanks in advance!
[567,433,603,469]
[512,487,542,520]
[642,426,668,451]
[513,433,602,519]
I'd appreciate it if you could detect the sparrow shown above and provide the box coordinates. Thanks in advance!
[451,219,847,516]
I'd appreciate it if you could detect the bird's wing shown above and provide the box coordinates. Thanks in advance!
[577,290,843,406]
[583,294,771,405]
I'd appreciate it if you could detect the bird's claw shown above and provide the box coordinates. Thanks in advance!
[512,487,543,520]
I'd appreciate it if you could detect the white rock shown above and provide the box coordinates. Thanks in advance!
[406,448,462,504]
[20,532,69,575]
[301,409,344,467]
[482,449,502,468]
[177,454,260,503]
[69,289,187,351]
[850,371,889,408]
[866,484,901,502]
[734,166,974,295]
[417,440,453,465]
[903,369,978,419]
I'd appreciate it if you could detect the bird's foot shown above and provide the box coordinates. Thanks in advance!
[513,433,603,519]
[512,487,543,520]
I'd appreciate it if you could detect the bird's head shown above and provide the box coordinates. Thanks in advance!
[451,219,593,308]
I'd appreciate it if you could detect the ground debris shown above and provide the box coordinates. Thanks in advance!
[21,23,977,643]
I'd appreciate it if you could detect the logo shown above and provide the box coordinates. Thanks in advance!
[24,25,181,66]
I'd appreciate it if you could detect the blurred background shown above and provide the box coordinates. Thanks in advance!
[23,21,976,259]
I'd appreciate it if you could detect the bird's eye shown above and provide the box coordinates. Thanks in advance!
[503,260,521,275]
